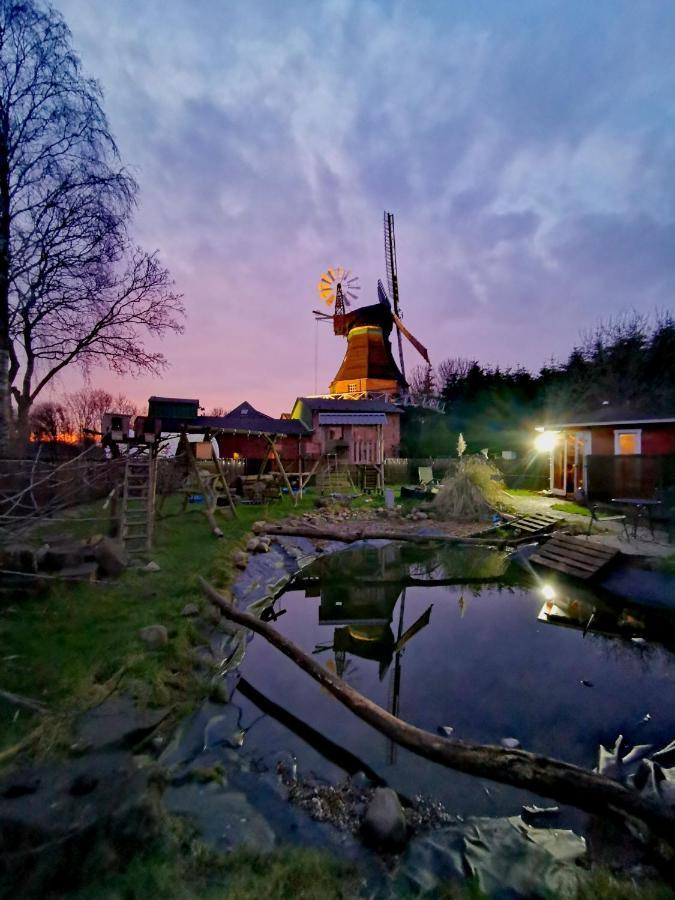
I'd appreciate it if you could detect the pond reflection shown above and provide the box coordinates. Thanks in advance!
[236,542,675,817]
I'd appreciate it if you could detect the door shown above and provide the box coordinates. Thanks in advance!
[551,432,589,495]
[573,431,591,496]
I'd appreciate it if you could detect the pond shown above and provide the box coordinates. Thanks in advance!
[234,541,675,819]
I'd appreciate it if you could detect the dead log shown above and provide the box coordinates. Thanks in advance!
[0,687,48,714]
[261,521,537,548]
[199,576,675,854]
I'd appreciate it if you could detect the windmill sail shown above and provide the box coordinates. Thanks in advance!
[384,211,406,383]
[392,312,430,365]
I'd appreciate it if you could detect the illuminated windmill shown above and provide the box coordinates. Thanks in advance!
[312,218,430,398]
[316,266,361,335]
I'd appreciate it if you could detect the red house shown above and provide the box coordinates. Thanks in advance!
[537,404,675,500]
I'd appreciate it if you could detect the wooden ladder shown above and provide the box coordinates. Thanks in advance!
[362,466,379,493]
[316,454,355,495]
[121,454,157,555]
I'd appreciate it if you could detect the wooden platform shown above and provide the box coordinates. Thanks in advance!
[530,534,619,580]
[508,513,560,535]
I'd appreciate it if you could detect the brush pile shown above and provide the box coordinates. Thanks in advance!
[433,456,511,521]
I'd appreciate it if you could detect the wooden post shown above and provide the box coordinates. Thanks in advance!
[298,437,303,500]
[264,434,297,506]
[184,436,223,537]
[212,443,238,518]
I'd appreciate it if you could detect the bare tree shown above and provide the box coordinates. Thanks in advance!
[29,399,72,443]
[437,357,477,388]
[65,386,137,439]
[65,387,111,440]
[0,0,184,453]
[110,392,137,418]
[208,406,225,417]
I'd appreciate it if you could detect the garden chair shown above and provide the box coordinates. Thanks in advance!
[586,504,630,541]
[418,466,437,487]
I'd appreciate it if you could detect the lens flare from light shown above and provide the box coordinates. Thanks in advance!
[541,584,556,601]
[534,431,558,452]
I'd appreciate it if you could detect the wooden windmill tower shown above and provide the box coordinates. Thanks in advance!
[313,215,430,398]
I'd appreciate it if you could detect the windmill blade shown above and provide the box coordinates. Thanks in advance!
[392,311,430,365]
[377,279,390,307]
[394,604,433,653]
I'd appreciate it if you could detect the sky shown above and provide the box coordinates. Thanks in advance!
[53,0,675,416]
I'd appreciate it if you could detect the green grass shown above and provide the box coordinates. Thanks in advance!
[68,845,360,899]
[0,493,315,757]
[551,501,592,517]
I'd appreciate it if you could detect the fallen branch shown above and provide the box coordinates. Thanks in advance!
[0,687,48,714]
[261,521,538,548]
[200,577,675,855]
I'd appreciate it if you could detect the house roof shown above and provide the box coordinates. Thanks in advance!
[543,403,675,428]
[295,397,402,414]
[198,401,308,436]
[148,396,199,405]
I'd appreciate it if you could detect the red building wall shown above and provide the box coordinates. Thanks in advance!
[589,424,675,455]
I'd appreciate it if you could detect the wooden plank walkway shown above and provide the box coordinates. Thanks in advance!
[509,512,560,535]
[529,533,619,580]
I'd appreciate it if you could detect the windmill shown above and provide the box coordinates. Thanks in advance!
[311,220,430,398]
[315,266,361,335]
[380,211,431,388]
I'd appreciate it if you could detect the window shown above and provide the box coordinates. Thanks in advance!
[348,382,358,393]
[614,429,641,455]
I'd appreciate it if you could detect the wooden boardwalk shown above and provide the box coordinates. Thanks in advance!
[509,512,560,535]
[529,533,619,580]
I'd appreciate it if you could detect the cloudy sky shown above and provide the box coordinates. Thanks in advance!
[54,0,675,415]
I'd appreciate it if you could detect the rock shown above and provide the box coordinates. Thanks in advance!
[252,521,268,534]
[139,625,168,648]
[500,737,521,750]
[189,645,215,670]
[209,680,230,705]
[181,603,199,617]
[246,537,270,554]
[92,537,128,577]
[42,543,91,572]
[144,561,161,573]
[0,753,164,895]
[350,771,371,789]
[74,696,169,752]
[438,726,454,738]
[362,787,407,850]
[232,550,249,569]
[0,543,37,573]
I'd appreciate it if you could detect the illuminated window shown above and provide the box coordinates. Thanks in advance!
[614,430,641,455]
[348,382,358,393]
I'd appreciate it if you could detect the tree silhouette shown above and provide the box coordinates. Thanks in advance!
[0,0,184,453]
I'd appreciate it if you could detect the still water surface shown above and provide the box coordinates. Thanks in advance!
[236,543,675,816]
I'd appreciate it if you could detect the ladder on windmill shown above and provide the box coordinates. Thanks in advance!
[121,454,157,554]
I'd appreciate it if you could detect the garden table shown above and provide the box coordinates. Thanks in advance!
[610,498,661,539]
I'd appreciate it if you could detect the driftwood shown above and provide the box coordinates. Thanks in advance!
[260,521,538,549]
[0,687,48,714]
[200,577,675,854]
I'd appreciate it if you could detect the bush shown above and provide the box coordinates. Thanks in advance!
[433,456,512,521]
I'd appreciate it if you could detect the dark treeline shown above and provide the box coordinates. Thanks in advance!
[402,312,675,458]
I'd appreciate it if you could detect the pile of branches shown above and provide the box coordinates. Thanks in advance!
[433,456,512,522]
[0,445,122,543]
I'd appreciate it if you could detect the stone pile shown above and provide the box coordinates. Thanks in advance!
[0,535,129,596]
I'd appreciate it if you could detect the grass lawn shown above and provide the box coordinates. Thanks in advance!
[550,501,591,517]
[0,493,320,758]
